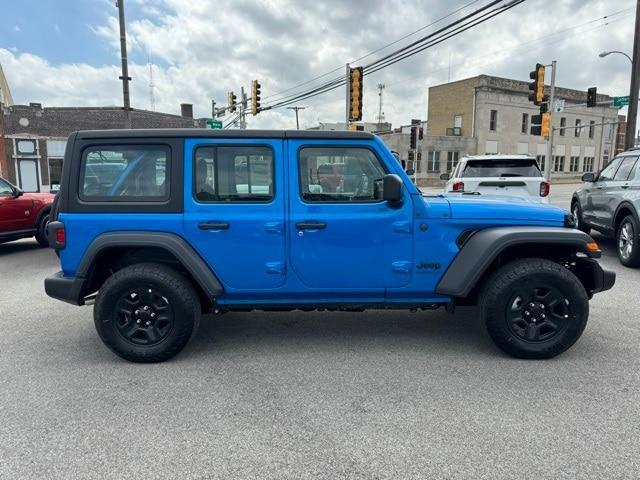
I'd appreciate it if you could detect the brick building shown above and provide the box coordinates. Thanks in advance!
[0,103,205,192]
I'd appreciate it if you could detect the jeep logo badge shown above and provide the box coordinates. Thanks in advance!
[417,261,441,270]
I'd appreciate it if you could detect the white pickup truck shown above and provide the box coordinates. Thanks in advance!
[440,154,550,203]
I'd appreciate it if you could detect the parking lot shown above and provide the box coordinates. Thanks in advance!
[1,183,639,479]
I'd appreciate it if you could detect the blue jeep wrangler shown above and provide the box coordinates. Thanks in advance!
[45,129,615,362]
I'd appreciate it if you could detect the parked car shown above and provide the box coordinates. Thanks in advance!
[440,155,550,203]
[0,177,54,247]
[45,129,614,362]
[571,147,640,267]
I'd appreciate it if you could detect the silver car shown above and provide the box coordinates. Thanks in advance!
[571,147,640,267]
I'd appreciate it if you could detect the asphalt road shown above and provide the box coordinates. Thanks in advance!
[1,185,639,479]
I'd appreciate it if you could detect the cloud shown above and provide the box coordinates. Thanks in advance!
[13,25,21,32]
[1,0,637,129]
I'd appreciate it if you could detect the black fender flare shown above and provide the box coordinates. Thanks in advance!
[436,226,598,297]
[78,231,224,298]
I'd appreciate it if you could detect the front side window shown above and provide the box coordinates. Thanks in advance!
[298,147,386,202]
[613,157,638,181]
[80,145,169,201]
[0,178,13,195]
[598,157,622,181]
[194,146,273,202]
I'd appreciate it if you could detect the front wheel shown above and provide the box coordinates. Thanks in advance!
[480,258,589,359]
[94,263,201,363]
[617,215,640,267]
[571,201,590,234]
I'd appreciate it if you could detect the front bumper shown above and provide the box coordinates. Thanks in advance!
[576,258,615,296]
[44,271,87,306]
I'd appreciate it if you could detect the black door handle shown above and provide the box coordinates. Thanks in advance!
[296,221,327,230]
[621,185,629,189]
[198,221,230,230]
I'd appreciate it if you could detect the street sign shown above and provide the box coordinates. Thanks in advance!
[206,119,223,129]
[613,96,630,108]
[553,99,565,113]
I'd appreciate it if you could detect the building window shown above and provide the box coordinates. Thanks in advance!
[454,115,462,128]
[521,113,529,134]
[589,120,595,139]
[427,151,441,172]
[574,119,581,138]
[570,156,580,172]
[536,155,546,173]
[553,155,565,172]
[48,158,63,192]
[583,157,594,172]
[15,139,37,155]
[489,110,497,131]
[559,117,566,136]
[446,151,459,172]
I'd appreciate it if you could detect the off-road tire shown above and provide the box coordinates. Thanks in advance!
[616,214,640,267]
[94,263,200,363]
[35,212,50,247]
[571,201,590,234]
[480,258,589,359]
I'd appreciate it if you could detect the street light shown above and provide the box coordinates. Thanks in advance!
[599,50,633,63]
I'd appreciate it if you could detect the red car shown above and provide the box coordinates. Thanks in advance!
[0,177,55,247]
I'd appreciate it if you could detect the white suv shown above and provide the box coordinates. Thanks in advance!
[440,155,550,203]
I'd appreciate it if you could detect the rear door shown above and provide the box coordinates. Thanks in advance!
[460,158,543,199]
[183,139,286,290]
[607,156,639,227]
[287,140,413,290]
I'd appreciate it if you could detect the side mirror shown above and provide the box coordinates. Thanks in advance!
[581,172,595,183]
[12,187,23,198]
[383,174,403,204]
[405,168,415,176]
[439,173,450,181]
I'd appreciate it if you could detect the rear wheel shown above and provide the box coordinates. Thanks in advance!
[480,258,589,359]
[35,212,50,247]
[571,201,590,234]
[617,215,640,267]
[94,263,200,363]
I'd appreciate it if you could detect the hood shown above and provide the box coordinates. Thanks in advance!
[440,193,567,224]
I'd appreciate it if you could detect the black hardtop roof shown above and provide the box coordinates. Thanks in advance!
[74,128,375,140]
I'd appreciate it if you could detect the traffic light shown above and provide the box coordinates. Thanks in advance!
[528,63,545,105]
[540,112,551,138]
[251,80,261,115]
[349,67,363,122]
[228,91,237,113]
[587,87,597,107]
[409,126,417,149]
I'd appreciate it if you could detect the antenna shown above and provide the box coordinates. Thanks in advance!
[376,83,385,123]
[148,52,155,111]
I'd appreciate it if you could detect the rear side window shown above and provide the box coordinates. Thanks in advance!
[298,147,387,202]
[194,145,274,202]
[461,159,541,178]
[79,145,169,201]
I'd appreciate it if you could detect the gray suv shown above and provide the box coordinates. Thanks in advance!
[571,148,640,267]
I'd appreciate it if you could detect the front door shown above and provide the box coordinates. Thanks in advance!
[183,139,286,291]
[288,140,413,290]
[0,178,32,233]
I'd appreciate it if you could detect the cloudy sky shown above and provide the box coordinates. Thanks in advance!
[0,0,635,129]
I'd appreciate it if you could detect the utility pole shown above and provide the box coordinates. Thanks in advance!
[544,60,557,180]
[239,86,247,129]
[376,83,385,125]
[148,53,155,111]
[287,106,305,129]
[345,63,352,129]
[116,0,132,128]
[626,0,640,149]
[211,99,216,118]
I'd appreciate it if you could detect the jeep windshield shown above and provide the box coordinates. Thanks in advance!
[461,159,542,178]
